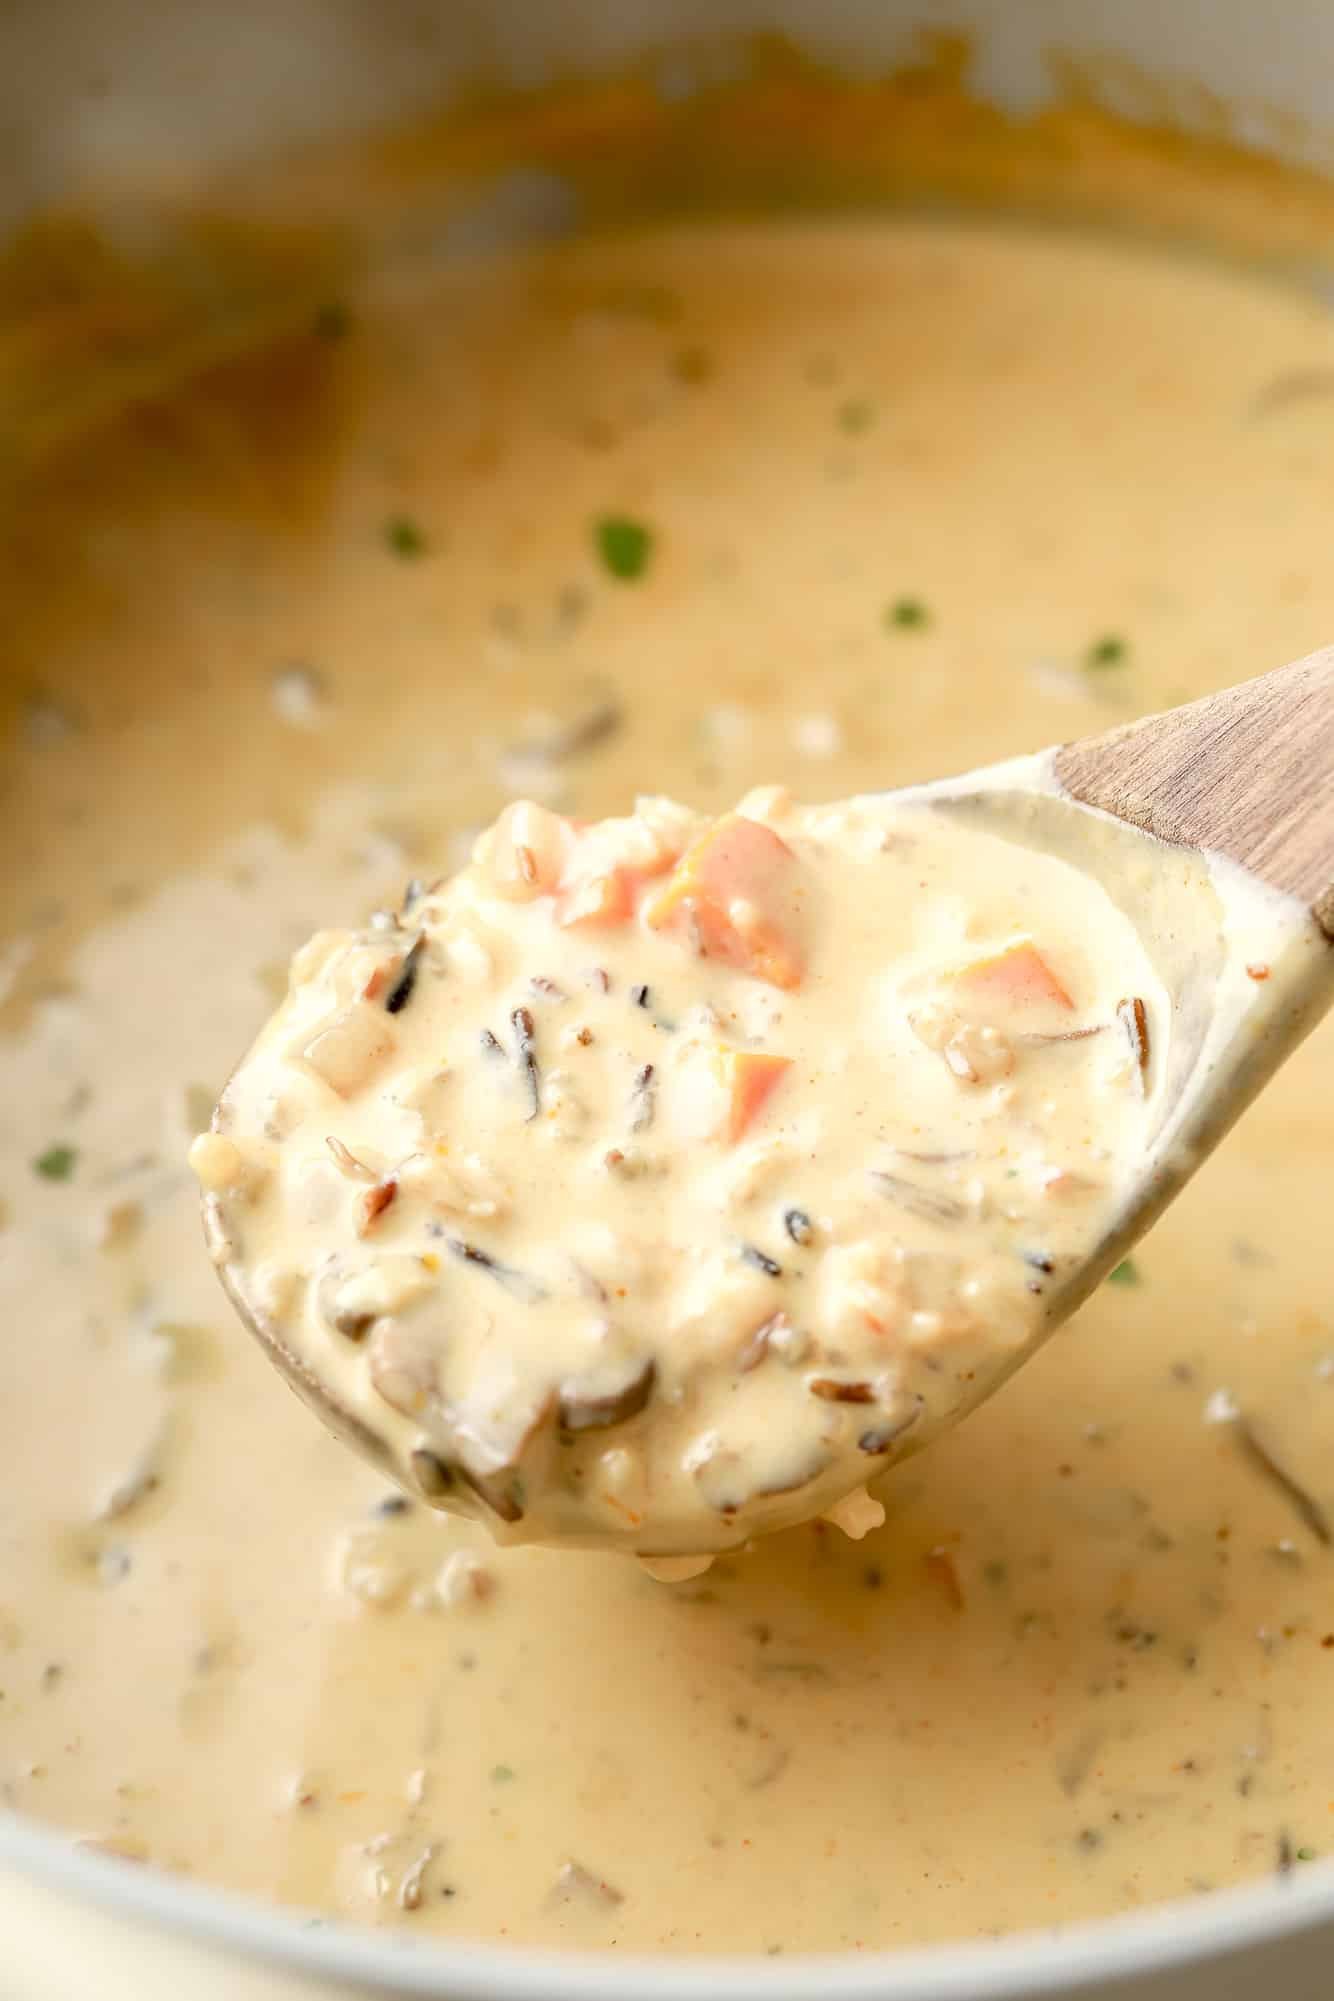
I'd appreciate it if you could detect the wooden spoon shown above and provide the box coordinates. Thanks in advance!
[201,647,1334,1557]
[898,643,1334,1419]
[1056,644,1334,936]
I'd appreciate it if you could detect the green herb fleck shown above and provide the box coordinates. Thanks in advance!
[836,397,875,435]
[384,515,427,560]
[1108,1258,1141,1287]
[313,301,351,341]
[34,1144,77,1182]
[1298,1846,1318,1862]
[1086,633,1128,668]
[885,597,930,631]
[490,1763,515,1783]
[594,513,654,582]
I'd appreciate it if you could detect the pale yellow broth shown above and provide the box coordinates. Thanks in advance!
[2,212,1334,1954]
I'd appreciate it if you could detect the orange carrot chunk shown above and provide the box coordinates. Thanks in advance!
[556,820,683,931]
[558,867,636,930]
[646,815,804,989]
[953,940,1074,1012]
[671,1041,793,1143]
[721,1049,792,1142]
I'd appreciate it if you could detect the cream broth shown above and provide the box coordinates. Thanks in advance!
[2,215,1334,1950]
[197,788,1167,1555]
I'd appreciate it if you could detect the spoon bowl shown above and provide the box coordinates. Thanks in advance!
[197,648,1334,1559]
[890,747,1332,1446]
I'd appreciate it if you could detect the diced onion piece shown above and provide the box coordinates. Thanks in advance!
[820,1241,908,1345]
[943,1024,1015,1084]
[188,1133,248,1193]
[474,801,572,900]
[332,1256,436,1323]
[295,1005,397,1097]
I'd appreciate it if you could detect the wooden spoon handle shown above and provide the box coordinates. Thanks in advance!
[1055,647,1334,938]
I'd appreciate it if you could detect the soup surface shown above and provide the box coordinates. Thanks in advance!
[2,210,1334,1953]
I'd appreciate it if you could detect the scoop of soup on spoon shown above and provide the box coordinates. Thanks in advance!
[191,647,1334,1575]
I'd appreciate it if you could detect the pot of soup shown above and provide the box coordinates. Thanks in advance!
[2,2,1334,1997]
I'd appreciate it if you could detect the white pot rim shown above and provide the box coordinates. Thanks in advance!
[4,1801,1332,1998]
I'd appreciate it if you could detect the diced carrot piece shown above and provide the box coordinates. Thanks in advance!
[721,1049,792,1141]
[555,816,684,930]
[953,941,1074,1012]
[558,867,635,929]
[645,814,803,989]
[673,1043,792,1142]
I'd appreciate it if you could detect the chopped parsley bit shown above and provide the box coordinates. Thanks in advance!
[885,596,930,631]
[836,397,876,435]
[34,1144,77,1182]
[1298,1847,1318,1862]
[1086,633,1128,668]
[313,301,351,341]
[490,1763,515,1783]
[594,513,654,582]
[384,514,427,560]
[1108,1258,1142,1287]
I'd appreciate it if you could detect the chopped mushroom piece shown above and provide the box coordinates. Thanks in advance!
[296,1006,398,1097]
[549,1859,626,1908]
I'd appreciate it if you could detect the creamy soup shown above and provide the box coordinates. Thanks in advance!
[2,209,1334,1954]
[199,787,1168,1557]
